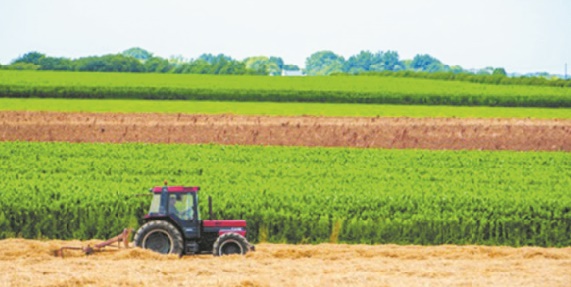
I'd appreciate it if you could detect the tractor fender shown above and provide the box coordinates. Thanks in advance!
[143,216,184,234]
[218,229,246,237]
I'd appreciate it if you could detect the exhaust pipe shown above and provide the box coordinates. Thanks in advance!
[208,196,213,220]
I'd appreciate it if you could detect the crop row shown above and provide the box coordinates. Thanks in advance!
[3,98,571,119]
[1,71,571,107]
[0,142,570,246]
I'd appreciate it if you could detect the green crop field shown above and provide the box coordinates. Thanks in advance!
[2,98,571,119]
[1,70,571,107]
[1,141,569,247]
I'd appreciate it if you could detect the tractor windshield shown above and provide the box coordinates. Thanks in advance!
[148,192,195,220]
[168,193,194,220]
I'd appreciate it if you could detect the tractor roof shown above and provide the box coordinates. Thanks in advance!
[151,186,200,193]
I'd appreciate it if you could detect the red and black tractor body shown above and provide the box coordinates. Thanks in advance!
[134,185,254,256]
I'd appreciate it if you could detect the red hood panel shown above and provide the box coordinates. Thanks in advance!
[203,220,246,227]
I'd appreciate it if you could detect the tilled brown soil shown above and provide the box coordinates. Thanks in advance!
[1,111,570,150]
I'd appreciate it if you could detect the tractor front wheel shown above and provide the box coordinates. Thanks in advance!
[134,220,183,255]
[212,232,250,256]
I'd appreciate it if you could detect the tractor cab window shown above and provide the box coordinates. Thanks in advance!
[168,193,194,220]
[149,194,162,214]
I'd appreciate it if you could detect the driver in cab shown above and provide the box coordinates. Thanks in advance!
[168,195,192,220]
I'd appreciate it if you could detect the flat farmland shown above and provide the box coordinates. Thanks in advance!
[1,111,570,151]
[2,70,571,107]
[1,71,570,286]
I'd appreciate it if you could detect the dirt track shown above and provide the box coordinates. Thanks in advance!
[1,111,570,150]
[1,239,570,287]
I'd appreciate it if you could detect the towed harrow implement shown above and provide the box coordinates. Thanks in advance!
[54,228,132,258]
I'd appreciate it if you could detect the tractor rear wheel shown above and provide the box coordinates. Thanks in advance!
[134,220,183,255]
[212,232,250,256]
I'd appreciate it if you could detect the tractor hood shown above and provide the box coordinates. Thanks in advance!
[203,220,246,228]
[203,220,247,237]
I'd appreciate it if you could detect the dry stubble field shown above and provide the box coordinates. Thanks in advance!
[1,239,570,287]
[2,110,571,286]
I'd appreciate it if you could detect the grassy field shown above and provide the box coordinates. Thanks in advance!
[1,70,571,107]
[2,98,571,119]
[1,141,570,246]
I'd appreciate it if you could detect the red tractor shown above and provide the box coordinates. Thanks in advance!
[134,184,254,256]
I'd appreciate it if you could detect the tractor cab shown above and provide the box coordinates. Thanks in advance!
[57,184,253,258]
[135,184,254,256]
[144,185,201,240]
[147,186,199,220]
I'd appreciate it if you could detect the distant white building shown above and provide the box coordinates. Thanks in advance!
[281,69,304,76]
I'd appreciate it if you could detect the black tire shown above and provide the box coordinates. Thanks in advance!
[212,232,250,256]
[133,220,184,255]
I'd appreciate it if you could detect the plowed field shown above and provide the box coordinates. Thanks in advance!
[1,111,570,150]
[1,239,570,287]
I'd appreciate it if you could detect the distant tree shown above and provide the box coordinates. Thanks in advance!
[343,50,403,74]
[477,66,494,75]
[401,59,413,70]
[12,52,73,70]
[492,67,507,76]
[210,58,232,74]
[168,55,187,65]
[144,57,172,73]
[344,51,377,74]
[210,56,239,74]
[4,62,41,70]
[12,51,46,65]
[122,47,153,61]
[187,53,243,74]
[187,59,213,74]
[218,61,248,75]
[170,54,249,75]
[198,53,232,64]
[380,51,403,71]
[244,56,280,75]
[39,57,73,71]
[305,51,345,76]
[448,65,465,74]
[75,54,145,72]
[269,56,284,70]
[171,62,193,74]
[410,54,444,72]
[283,64,300,71]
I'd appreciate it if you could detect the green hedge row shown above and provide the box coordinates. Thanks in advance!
[356,71,571,88]
[2,84,571,108]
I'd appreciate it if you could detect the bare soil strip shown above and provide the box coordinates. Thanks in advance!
[1,111,570,150]
[1,239,570,287]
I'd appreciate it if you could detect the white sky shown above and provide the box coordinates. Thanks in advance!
[1,0,570,74]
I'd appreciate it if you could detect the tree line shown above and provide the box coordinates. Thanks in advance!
[1,48,293,76]
[0,47,498,76]
[2,47,569,87]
